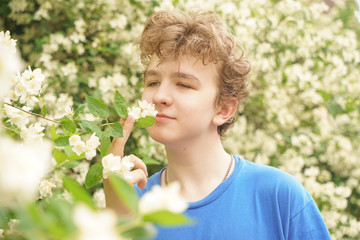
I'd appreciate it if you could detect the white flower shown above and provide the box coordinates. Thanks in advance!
[102,154,122,179]
[128,100,158,120]
[4,105,30,129]
[138,100,158,117]
[65,105,73,116]
[69,135,82,146]
[26,78,42,95]
[0,137,52,207]
[86,133,100,150]
[128,106,142,120]
[83,133,100,160]
[0,228,4,238]
[39,179,56,199]
[14,80,27,97]
[73,204,123,240]
[85,149,97,161]
[22,67,45,83]
[72,141,86,156]
[139,181,188,214]
[20,123,45,142]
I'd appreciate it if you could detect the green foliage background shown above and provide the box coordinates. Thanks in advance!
[1,0,360,239]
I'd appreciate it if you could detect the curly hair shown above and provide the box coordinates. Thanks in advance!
[137,9,251,136]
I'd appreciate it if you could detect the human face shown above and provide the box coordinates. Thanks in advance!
[141,54,221,147]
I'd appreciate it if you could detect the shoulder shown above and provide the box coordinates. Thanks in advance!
[236,157,313,215]
[239,158,307,193]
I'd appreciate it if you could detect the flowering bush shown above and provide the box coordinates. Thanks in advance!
[0,0,359,239]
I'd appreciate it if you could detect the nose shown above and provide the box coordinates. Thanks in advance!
[153,82,173,106]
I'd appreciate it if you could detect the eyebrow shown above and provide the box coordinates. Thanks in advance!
[144,69,200,82]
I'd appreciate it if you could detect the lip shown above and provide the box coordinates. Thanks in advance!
[156,113,175,122]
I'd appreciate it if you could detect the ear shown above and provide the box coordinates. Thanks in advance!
[212,98,238,126]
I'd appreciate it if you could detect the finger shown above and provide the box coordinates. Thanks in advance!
[128,154,148,177]
[128,169,147,189]
[122,115,135,141]
[109,116,135,157]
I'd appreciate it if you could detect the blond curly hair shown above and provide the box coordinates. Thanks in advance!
[137,9,251,136]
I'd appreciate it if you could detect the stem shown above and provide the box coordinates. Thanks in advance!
[98,122,116,128]
[117,217,143,234]
[45,159,71,175]
[56,159,71,169]
[3,102,60,124]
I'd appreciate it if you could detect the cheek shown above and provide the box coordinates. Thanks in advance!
[141,91,150,102]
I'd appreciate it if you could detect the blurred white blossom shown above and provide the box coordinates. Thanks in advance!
[73,204,124,240]
[93,188,106,209]
[0,31,22,98]
[73,161,90,185]
[8,219,19,234]
[355,0,360,23]
[139,181,188,214]
[0,137,52,206]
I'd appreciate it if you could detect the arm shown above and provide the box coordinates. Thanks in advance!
[103,116,148,216]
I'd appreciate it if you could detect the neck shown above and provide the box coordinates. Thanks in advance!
[163,135,234,202]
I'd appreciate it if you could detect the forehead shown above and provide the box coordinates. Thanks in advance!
[146,54,219,83]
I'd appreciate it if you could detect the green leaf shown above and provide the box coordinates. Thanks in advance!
[79,120,102,137]
[60,119,77,135]
[108,175,138,214]
[62,176,96,209]
[85,162,103,189]
[134,116,156,128]
[85,95,109,118]
[121,222,156,239]
[47,198,76,234]
[108,122,123,138]
[50,125,59,139]
[143,157,163,165]
[143,210,192,226]
[54,136,70,146]
[53,148,67,164]
[42,105,47,117]
[317,90,331,102]
[114,91,128,118]
[100,132,111,157]
[329,101,342,118]
[73,104,86,119]
[62,160,80,169]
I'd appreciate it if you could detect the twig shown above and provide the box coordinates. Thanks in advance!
[3,102,60,124]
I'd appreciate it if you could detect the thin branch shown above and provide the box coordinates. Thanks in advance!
[3,102,60,124]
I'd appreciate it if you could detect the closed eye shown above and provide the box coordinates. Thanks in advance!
[177,83,192,89]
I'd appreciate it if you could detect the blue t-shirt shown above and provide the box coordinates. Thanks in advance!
[136,155,331,239]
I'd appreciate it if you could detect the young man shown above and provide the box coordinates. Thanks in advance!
[104,9,331,239]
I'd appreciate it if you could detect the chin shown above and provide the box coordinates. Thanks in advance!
[146,126,177,146]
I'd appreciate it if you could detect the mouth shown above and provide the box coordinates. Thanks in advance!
[156,113,175,122]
